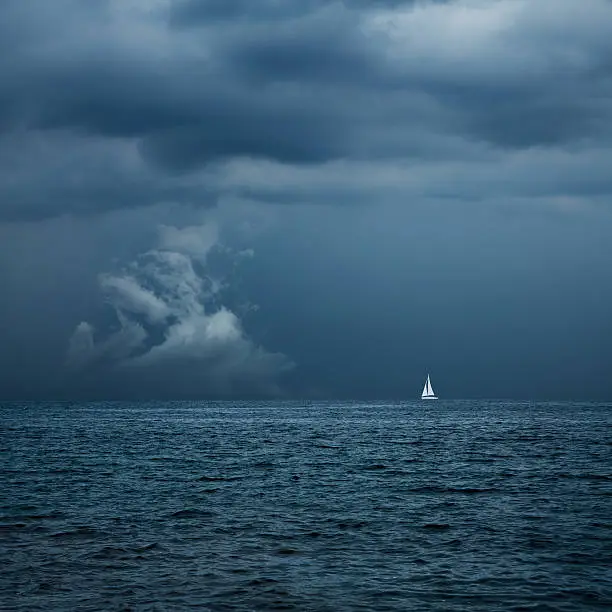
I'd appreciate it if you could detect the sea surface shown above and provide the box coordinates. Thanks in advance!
[1,400,611,611]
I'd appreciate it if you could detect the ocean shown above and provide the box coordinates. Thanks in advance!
[1,400,611,611]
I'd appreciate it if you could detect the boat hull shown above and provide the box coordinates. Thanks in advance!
[421,396,438,400]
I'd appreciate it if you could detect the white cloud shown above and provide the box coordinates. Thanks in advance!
[67,316,147,370]
[366,0,518,60]
[67,221,292,396]
[99,273,171,323]
[158,221,218,260]
[364,0,612,78]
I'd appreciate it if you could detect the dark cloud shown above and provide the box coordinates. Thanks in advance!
[169,0,325,24]
[1,0,611,221]
[224,14,376,85]
[0,130,217,221]
[169,0,447,27]
[1,0,612,399]
[139,107,349,172]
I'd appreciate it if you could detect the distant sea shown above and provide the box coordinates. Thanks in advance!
[2,400,611,611]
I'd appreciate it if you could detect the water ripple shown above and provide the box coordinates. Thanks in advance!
[1,399,611,611]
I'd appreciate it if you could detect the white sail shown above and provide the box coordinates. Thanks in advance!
[421,374,438,399]
[422,379,429,397]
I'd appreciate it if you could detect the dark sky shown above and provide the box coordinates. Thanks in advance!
[1,0,611,400]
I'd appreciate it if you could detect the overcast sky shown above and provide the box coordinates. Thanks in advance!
[1,0,611,400]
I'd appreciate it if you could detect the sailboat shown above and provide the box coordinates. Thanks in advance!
[421,374,438,400]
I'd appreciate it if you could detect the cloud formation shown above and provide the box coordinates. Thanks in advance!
[67,222,292,397]
[1,1,611,400]
[1,0,611,220]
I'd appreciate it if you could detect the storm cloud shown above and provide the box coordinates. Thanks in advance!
[1,0,611,220]
[1,0,611,399]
